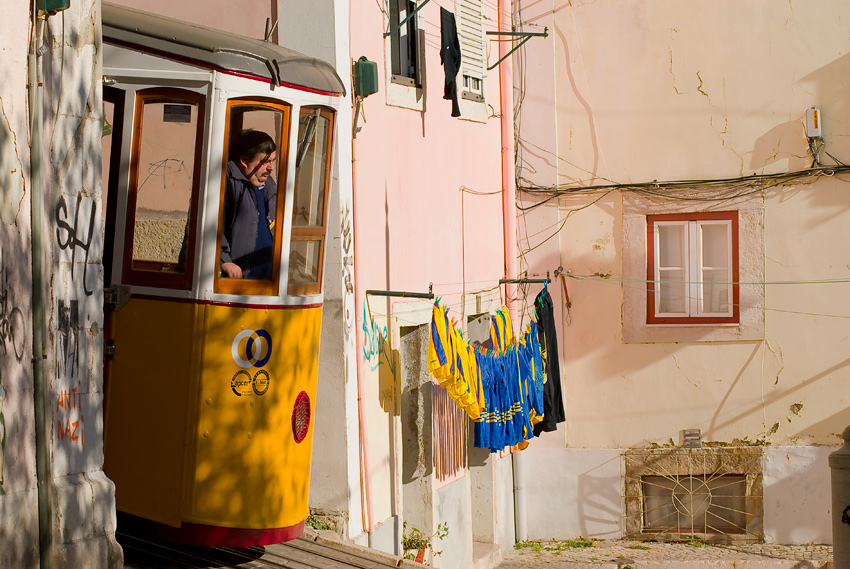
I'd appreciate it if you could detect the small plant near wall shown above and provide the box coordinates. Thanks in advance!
[304,514,334,531]
[402,521,449,563]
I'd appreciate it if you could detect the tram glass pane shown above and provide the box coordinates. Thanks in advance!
[132,100,198,271]
[220,106,285,283]
[292,111,329,228]
[287,107,332,296]
[101,100,114,245]
[289,239,321,285]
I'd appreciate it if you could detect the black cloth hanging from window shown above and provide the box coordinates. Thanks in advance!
[533,288,566,435]
[440,7,461,117]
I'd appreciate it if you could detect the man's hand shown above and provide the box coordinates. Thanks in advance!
[221,262,243,279]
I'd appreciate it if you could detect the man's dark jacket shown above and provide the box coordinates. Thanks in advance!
[220,161,277,273]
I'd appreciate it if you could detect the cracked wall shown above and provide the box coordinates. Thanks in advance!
[0,3,121,568]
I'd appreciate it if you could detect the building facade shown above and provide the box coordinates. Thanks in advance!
[514,0,849,545]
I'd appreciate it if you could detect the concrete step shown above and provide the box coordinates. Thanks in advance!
[472,541,503,569]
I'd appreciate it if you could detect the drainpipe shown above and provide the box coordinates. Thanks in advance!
[29,12,54,569]
[351,113,373,540]
[498,0,527,545]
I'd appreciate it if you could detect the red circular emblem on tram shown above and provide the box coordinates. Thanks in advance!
[292,391,311,443]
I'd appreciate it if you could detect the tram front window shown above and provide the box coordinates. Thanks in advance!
[216,101,289,295]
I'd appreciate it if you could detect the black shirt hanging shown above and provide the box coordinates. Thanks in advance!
[533,287,565,435]
[440,7,462,117]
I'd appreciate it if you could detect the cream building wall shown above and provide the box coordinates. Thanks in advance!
[0,1,121,567]
[514,0,849,544]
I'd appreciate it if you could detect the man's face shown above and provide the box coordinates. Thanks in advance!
[239,151,276,187]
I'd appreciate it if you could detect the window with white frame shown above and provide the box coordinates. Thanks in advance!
[457,0,485,103]
[388,0,422,87]
[646,211,739,324]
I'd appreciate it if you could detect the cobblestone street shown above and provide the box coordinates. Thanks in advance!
[495,539,834,568]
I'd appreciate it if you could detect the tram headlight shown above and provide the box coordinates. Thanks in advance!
[292,391,311,443]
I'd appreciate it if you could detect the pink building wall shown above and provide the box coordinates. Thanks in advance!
[350,7,506,297]
[349,0,511,554]
[105,0,274,40]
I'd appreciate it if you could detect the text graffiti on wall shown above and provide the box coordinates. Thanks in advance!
[56,379,84,449]
[57,299,79,381]
[341,204,354,329]
[0,252,25,362]
[55,194,96,296]
[362,306,395,373]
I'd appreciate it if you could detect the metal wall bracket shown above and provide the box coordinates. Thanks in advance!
[485,28,548,70]
[366,282,434,299]
[500,271,550,285]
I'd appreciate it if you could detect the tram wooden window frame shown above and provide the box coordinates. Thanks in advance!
[103,85,126,290]
[287,106,335,297]
[122,87,205,291]
[215,98,292,297]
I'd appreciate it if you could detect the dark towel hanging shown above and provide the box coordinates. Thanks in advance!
[440,7,462,117]
[533,288,566,435]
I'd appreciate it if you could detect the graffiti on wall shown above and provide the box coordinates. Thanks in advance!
[341,204,354,329]
[55,298,85,452]
[55,193,96,296]
[0,254,25,362]
[362,305,395,374]
[0,377,6,494]
[56,299,79,381]
[56,379,85,449]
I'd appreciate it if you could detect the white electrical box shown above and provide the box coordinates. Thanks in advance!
[806,107,822,139]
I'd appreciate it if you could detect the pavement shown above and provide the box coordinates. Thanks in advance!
[494,539,834,569]
[117,512,834,569]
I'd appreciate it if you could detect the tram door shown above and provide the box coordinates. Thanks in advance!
[101,83,208,525]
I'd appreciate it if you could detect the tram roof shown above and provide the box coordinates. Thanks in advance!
[102,3,346,97]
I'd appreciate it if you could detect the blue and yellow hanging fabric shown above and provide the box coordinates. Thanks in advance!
[427,300,483,420]
[427,299,546,453]
[489,306,515,353]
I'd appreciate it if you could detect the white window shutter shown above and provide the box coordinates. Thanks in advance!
[457,0,485,100]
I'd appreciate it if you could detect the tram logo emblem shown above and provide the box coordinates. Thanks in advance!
[232,329,272,368]
[231,369,271,397]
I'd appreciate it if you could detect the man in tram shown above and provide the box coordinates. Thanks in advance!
[220,129,278,279]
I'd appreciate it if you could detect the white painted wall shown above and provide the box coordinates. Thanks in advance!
[0,17,37,569]
[434,476,473,569]
[517,448,622,541]
[763,446,835,545]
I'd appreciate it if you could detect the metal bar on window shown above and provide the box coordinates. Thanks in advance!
[384,0,430,38]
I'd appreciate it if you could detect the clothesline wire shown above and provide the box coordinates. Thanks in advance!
[565,273,850,286]
[603,275,850,320]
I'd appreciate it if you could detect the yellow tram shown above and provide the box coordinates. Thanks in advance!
[100,3,344,546]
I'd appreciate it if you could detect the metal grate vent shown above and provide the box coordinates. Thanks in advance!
[624,447,763,543]
[642,474,747,534]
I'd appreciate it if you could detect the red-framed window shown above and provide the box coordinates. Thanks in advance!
[646,211,739,325]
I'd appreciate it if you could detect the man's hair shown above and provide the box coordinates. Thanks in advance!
[232,129,276,161]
